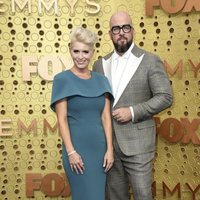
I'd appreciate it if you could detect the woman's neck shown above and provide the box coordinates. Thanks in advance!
[70,66,91,79]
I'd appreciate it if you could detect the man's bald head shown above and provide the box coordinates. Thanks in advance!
[110,11,133,28]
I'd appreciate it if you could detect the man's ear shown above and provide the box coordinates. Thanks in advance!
[132,28,135,36]
[108,30,112,39]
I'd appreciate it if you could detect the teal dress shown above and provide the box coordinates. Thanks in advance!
[50,70,112,200]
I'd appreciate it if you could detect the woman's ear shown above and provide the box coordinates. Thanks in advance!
[69,44,72,54]
[91,48,95,57]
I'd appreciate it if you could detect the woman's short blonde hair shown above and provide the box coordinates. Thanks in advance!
[70,27,98,49]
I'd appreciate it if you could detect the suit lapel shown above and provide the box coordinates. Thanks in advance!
[102,54,112,87]
[113,53,144,106]
[102,45,145,106]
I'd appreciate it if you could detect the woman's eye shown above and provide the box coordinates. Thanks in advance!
[83,51,89,54]
[73,50,79,53]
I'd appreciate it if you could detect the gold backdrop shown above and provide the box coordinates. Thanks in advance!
[0,0,199,200]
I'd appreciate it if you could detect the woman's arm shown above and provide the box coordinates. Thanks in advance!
[55,99,84,174]
[101,93,114,172]
[55,99,74,152]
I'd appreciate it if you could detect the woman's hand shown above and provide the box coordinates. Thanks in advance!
[103,149,114,172]
[68,151,85,174]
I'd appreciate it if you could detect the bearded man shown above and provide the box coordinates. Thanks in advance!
[93,11,173,200]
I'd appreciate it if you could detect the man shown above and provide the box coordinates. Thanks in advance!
[93,11,173,200]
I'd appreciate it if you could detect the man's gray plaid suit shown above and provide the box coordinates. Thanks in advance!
[93,44,173,200]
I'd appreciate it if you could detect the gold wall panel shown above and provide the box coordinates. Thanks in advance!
[0,0,199,199]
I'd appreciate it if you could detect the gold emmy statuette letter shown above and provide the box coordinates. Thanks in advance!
[66,0,78,15]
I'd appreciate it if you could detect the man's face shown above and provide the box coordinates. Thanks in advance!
[109,15,134,54]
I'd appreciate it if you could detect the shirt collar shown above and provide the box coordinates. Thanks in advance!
[113,43,134,60]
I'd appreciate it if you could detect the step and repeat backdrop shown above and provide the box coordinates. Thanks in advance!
[0,0,199,200]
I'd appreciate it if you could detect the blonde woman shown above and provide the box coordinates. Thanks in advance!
[50,27,114,200]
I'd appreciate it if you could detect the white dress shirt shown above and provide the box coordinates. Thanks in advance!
[111,43,135,121]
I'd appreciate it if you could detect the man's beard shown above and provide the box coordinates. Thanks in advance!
[113,39,132,54]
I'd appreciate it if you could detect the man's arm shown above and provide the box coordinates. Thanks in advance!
[133,55,173,123]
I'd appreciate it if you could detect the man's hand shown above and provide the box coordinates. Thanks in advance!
[112,107,132,123]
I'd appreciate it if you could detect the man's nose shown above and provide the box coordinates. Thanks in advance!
[119,28,124,35]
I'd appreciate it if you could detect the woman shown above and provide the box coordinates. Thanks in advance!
[50,27,114,200]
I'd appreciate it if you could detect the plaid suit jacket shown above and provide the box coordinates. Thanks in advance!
[93,45,173,155]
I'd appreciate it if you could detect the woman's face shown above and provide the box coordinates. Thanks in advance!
[70,41,94,69]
